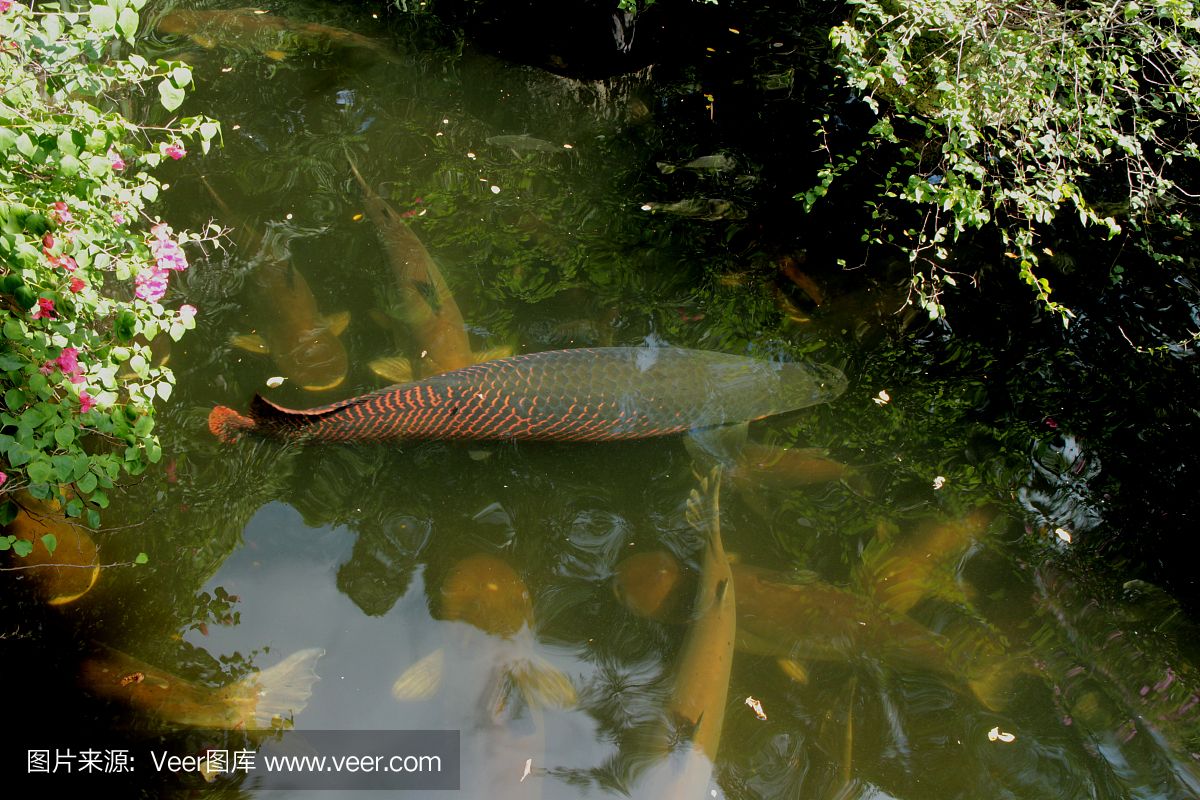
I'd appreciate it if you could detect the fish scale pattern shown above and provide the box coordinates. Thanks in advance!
[212,347,847,443]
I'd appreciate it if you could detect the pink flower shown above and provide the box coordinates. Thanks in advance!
[69,276,86,293]
[0,471,6,487]
[39,361,56,376]
[78,390,96,413]
[59,255,78,272]
[178,303,197,321]
[149,223,188,272]
[113,211,126,225]
[0,1,12,13]
[51,201,73,225]
[109,148,126,171]
[164,143,187,160]
[42,232,55,251]
[135,266,169,302]
[31,297,56,320]
[57,347,80,374]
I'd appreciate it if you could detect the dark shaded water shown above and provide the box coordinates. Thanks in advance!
[5,1,1200,798]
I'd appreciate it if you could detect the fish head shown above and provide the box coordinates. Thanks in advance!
[273,326,349,392]
[612,551,687,623]
[439,554,532,638]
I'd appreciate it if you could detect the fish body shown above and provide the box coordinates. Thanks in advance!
[485,134,567,154]
[392,555,574,800]
[641,199,746,221]
[667,469,735,762]
[157,8,396,63]
[615,553,1011,708]
[4,493,99,605]
[208,347,847,444]
[347,156,474,379]
[656,153,736,174]
[80,645,323,729]
[241,229,350,391]
[631,470,734,798]
[203,177,350,391]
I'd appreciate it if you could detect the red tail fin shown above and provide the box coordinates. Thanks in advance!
[208,405,256,443]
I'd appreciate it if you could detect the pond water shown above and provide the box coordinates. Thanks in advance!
[6,2,1200,798]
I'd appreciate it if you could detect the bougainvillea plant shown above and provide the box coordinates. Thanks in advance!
[1,0,220,539]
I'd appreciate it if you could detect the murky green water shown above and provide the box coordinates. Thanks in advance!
[6,2,1200,798]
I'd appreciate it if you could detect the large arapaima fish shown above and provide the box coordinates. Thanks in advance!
[207,346,846,444]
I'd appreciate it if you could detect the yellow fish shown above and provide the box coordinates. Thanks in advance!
[80,645,323,729]
[4,492,99,606]
[202,176,350,392]
[157,8,399,64]
[346,155,510,383]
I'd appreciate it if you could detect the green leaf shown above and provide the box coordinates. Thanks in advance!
[135,552,149,565]
[41,533,57,555]
[114,309,137,342]
[86,509,101,528]
[65,499,83,518]
[0,501,18,527]
[91,4,117,31]
[27,458,53,484]
[157,78,186,112]
[170,66,193,88]
[12,539,33,558]
[54,425,75,447]
[76,471,98,494]
[118,7,140,40]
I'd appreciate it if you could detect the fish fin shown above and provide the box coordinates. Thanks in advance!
[241,648,324,729]
[230,332,270,354]
[656,162,678,174]
[472,344,516,364]
[368,308,400,331]
[684,465,723,535]
[391,648,445,701]
[684,423,749,468]
[369,355,414,384]
[508,654,577,710]
[321,310,351,336]
[45,564,100,606]
[777,658,810,684]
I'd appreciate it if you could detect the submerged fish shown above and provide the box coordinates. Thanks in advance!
[207,347,847,444]
[4,493,99,606]
[634,469,735,797]
[685,433,855,493]
[393,554,575,711]
[656,153,736,174]
[640,199,747,221]
[157,8,397,63]
[392,555,574,798]
[485,135,569,154]
[347,156,508,382]
[203,177,350,391]
[614,551,1013,709]
[80,644,323,729]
